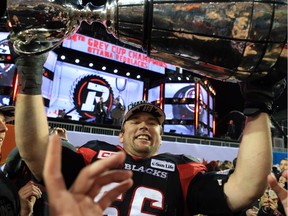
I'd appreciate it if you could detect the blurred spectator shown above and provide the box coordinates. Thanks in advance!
[240,186,284,216]
[95,97,107,124]
[0,105,46,215]
[268,171,288,215]
[4,147,49,216]
[206,160,219,172]
[111,97,125,126]
[219,160,234,171]
[278,175,287,190]
[4,127,76,215]
[279,159,288,173]
[257,187,285,216]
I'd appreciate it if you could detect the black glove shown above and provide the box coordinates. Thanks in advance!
[240,76,286,116]
[15,53,48,95]
[9,40,48,95]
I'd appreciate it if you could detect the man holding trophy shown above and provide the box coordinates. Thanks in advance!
[3,0,288,215]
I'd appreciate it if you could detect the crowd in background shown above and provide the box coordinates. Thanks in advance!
[202,158,288,216]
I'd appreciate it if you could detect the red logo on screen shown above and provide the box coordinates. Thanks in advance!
[72,75,114,119]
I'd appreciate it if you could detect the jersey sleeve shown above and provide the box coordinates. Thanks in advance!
[77,140,119,164]
[77,140,102,165]
[186,171,234,215]
[61,146,86,188]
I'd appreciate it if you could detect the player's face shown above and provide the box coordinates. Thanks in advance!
[119,112,162,158]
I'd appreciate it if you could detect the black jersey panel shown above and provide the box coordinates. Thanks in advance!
[187,172,233,215]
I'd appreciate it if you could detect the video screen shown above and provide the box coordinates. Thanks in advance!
[209,95,214,110]
[42,52,144,122]
[198,122,209,136]
[164,83,196,135]
[0,32,10,54]
[210,131,213,137]
[164,104,195,120]
[0,32,16,105]
[209,113,214,129]
[165,83,195,98]
[148,85,160,102]
[200,85,208,106]
[0,63,16,87]
[164,124,195,135]
[199,106,208,125]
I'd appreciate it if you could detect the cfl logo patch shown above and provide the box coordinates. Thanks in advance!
[97,150,117,159]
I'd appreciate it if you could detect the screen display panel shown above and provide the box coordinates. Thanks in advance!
[43,54,144,121]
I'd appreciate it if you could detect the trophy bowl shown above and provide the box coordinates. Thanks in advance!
[6,0,287,82]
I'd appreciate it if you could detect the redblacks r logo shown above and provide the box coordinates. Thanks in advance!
[72,75,114,119]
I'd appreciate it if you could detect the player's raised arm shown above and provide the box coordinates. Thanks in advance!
[224,76,286,211]
[13,51,50,181]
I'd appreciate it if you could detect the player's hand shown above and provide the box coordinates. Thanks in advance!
[245,208,258,216]
[43,134,133,216]
[9,39,49,95]
[18,180,42,216]
[49,127,69,140]
[240,75,286,116]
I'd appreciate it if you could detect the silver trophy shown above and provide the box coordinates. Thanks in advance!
[6,0,287,82]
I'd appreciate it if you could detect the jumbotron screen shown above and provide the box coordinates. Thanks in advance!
[43,52,144,122]
[0,32,16,106]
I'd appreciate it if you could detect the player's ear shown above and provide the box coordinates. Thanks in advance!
[119,132,124,144]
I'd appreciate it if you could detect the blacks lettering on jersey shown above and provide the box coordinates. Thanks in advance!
[124,163,168,179]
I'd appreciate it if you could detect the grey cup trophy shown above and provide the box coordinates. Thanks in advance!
[6,0,287,82]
